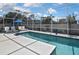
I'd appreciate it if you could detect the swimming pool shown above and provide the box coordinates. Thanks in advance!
[20,32,79,55]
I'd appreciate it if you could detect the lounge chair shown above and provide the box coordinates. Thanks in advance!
[18,26,26,31]
[21,26,26,30]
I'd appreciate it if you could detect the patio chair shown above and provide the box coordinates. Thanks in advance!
[11,26,16,32]
[4,26,9,33]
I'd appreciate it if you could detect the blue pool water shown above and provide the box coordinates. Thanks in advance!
[20,32,79,55]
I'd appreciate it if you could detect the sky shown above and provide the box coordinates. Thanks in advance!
[0,3,79,20]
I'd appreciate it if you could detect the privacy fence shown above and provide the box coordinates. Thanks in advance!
[26,23,79,35]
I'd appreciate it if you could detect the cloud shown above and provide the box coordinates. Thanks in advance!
[47,8,56,14]
[0,3,32,16]
[0,3,16,9]
[33,13,42,20]
[53,3,64,6]
[74,11,79,15]
[0,9,3,12]
[14,6,31,13]
[57,3,64,5]
[74,11,79,20]
[43,14,48,17]
[23,3,42,7]
[0,14,2,17]
[0,3,16,14]
[34,13,42,17]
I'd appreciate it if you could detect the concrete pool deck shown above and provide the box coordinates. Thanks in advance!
[0,33,56,55]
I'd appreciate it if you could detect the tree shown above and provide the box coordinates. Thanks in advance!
[67,14,77,24]
[4,11,27,26]
[67,14,77,34]
[42,16,51,24]
[5,12,17,18]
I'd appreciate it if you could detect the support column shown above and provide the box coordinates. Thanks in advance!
[50,15,53,33]
[40,18,41,31]
[3,15,5,30]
